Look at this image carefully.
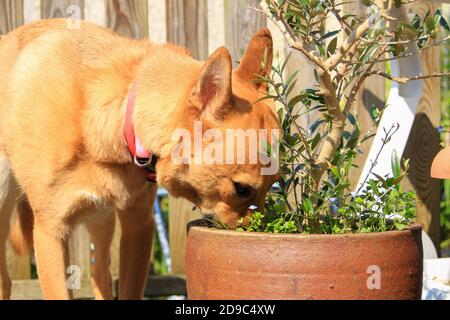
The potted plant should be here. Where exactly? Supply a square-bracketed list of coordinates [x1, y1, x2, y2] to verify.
[185, 0, 449, 300]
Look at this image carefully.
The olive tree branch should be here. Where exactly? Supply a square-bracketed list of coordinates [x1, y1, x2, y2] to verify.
[343, 44, 390, 114]
[367, 71, 450, 83]
[260, 1, 327, 71]
[345, 36, 450, 65]
[310, 70, 347, 190]
[325, 19, 371, 71]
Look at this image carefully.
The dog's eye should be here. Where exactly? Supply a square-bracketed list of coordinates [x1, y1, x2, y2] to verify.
[233, 182, 253, 198]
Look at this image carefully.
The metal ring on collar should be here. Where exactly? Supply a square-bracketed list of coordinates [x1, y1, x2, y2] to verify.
[134, 155, 152, 168]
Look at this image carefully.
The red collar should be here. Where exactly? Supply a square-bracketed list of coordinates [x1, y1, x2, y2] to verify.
[124, 81, 157, 183]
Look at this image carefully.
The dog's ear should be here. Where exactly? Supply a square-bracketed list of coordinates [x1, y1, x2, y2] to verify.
[191, 47, 232, 120]
[235, 28, 273, 91]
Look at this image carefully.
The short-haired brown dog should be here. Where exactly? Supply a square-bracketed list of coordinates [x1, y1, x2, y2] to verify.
[0, 19, 278, 300]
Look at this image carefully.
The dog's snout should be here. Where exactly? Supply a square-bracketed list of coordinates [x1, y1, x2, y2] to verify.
[202, 213, 216, 221]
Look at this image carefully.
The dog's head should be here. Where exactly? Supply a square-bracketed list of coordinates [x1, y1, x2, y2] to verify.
[157, 29, 280, 228]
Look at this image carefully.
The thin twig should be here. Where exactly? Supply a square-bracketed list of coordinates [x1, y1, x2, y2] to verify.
[368, 71, 450, 83]
[355, 123, 400, 195]
[322, 0, 352, 35]
[344, 36, 450, 65]
[360, 35, 449, 46]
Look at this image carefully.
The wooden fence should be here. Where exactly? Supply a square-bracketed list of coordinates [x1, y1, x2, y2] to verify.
[0, 0, 445, 299]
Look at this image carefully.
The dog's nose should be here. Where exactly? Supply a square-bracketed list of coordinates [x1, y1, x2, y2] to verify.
[203, 213, 215, 220]
[186, 219, 210, 233]
[186, 213, 219, 233]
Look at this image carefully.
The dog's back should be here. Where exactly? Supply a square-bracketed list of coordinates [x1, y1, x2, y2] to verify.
[0, 20, 150, 192]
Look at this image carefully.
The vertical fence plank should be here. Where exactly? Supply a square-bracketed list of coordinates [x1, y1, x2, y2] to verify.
[166, 0, 208, 275]
[68, 225, 93, 298]
[207, 0, 224, 54]
[24, 0, 40, 24]
[6, 209, 31, 281]
[0, 0, 24, 34]
[166, 0, 208, 60]
[0, 0, 31, 282]
[41, 0, 84, 19]
[85, 0, 106, 26]
[106, 0, 148, 39]
[402, 1, 441, 251]
[168, 198, 201, 275]
[148, 0, 166, 43]
[225, 0, 266, 67]
[108, 220, 121, 283]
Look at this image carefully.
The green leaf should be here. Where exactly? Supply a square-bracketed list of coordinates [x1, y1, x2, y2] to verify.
[309, 119, 324, 133]
[281, 53, 292, 74]
[310, 0, 319, 8]
[321, 30, 340, 41]
[394, 221, 407, 230]
[347, 113, 357, 126]
[303, 198, 314, 214]
[372, 173, 387, 184]
[424, 16, 436, 33]
[370, 105, 381, 121]
[392, 173, 406, 185]
[250, 95, 276, 106]
[316, 43, 326, 57]
[327, 37, 338, 57]
[330, 166, 340, 178]
[391, 150, 401, 178]
[343, 131, 352, 140]
[368, 180, 379, 194]
[288, 94, 305, 109]
[285, 70, 299, 88]
[411, 14, 421, 30]
[311, 133, 321, 150]
[313, 68, 320, 83]
[360, 133, 376, 144]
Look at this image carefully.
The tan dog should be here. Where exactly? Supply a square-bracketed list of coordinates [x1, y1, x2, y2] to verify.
[0, 19, 278, 300]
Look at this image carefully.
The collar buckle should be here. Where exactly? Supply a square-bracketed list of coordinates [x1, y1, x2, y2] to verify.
[133, 155, 152, 168]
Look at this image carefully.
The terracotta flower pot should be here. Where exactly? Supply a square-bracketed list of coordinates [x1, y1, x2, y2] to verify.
[431, 146, 450, 179]
[185, 225, 423, 300]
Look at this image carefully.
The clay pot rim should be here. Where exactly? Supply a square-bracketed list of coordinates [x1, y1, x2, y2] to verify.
[188, 223, 422, 240]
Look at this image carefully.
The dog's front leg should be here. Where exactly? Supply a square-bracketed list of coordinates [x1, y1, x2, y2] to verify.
[85, 211, 115, 300]
[117, 185, 156, 300]
[33, 219, 72, 300]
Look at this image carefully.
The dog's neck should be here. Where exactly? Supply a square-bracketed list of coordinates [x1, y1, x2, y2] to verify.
[81, 45, 201, 166]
